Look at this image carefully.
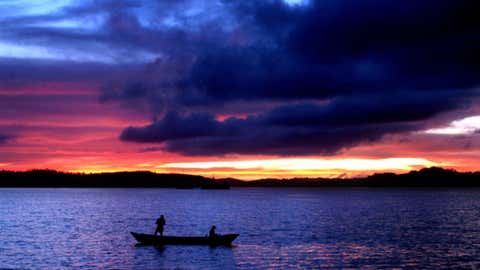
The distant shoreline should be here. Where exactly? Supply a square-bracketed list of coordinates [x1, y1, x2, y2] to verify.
[0, 167, 479, 188]
[0, 167, 480, 189]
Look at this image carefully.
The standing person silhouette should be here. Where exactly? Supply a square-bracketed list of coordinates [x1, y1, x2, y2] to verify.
[155, 215, 166, 236]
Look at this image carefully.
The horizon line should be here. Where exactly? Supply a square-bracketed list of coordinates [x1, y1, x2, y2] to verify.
[1, 166, 476, 181]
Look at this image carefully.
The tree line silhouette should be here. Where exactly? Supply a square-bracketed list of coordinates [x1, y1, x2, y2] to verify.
[0, 167, 478, 188]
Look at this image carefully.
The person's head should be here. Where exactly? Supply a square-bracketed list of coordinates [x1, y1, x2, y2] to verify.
[212, 225, 216, 229]
[160, 215, 164, 218]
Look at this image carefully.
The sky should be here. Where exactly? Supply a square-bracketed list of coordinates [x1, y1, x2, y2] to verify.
[0, 0, 479, 179]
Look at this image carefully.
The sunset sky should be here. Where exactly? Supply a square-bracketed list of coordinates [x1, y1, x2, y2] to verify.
[0, 0, 479, 179]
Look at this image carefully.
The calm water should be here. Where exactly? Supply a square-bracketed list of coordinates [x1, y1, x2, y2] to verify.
[1, 188, 480, 269]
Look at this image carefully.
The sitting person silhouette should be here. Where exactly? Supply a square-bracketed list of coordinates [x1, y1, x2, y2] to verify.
[209, 225, 217, 238]
[155, 215, 166, 236]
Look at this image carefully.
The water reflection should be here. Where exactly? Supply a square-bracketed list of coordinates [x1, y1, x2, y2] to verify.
[133, 245, 238, 270]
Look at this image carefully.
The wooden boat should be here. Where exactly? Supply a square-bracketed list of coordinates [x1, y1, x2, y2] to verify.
[131, 232, 239, 246]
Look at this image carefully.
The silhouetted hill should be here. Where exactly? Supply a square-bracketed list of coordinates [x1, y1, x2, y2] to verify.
[0, 170, 212, 188]
[0, 167, 479, 187]
[224, 167, 480, 187]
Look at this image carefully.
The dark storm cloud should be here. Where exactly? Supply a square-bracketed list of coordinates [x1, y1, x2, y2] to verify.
[121, 107, 419, 156]
[119, 0, 480, 155]
[160, 122, 416, 156]
[121, 89, 472, 155]
[288, 1, 480, 63]
[181, 46, 354, 103]
[264, 91, 474, 126]
[183, 0, 480, 102]
[121, 111, 219, 142]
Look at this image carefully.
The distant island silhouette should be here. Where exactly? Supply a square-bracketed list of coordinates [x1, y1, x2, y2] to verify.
[0, 167, 479, 188]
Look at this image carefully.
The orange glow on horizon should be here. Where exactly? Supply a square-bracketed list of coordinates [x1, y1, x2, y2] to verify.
[0, 156, 447, 180]
[155, 157, 439, 179]
[160, 158, 437, 171]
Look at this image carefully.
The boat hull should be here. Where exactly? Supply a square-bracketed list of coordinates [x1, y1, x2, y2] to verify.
[131, 232, 239, 246]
